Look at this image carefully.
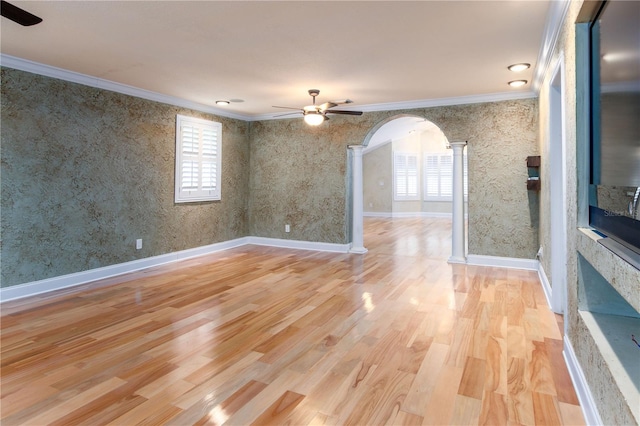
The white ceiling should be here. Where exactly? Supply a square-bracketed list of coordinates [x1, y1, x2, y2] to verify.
[1, 1, 556, 120]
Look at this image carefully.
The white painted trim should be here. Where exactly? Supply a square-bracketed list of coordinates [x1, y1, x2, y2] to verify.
[532, 0, 571, 91]
[1, 54, 537, 123]
[0, 54, 248, 121]
[0, 237, 250, 303]
[450, 142, 467, 264]
[348, 145, 367, 254]
[548, 53, 568, 315]
[364, 211, 394, 218]
[0, 236, 351, 303]
[466, 255, 538, 271]
[349, 247, 368, 254]
[563, 337, 603, 426]
[537, 262, 554, 309]
[246, 237, 351, 253]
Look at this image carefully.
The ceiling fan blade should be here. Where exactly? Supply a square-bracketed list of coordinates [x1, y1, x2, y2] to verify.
[319, 99, 354, 111]
[325, 110, 363, 116]
[272, 105, 303, 111]
[318, 102, 338, 111]
[329, 99, 353, 105]
[1, 1, 42, 26]
[274, 112, 302, 117]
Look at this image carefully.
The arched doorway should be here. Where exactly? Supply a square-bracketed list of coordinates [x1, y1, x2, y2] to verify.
[348, 115, 467, 260]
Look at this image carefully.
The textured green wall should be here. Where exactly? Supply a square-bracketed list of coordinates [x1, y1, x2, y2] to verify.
[250, 100, 539, 257]
[363, 144, 393, 213]
[1, 68, 250, 287]
[248, 118, 354, 243]
[2, 66, 539, 288]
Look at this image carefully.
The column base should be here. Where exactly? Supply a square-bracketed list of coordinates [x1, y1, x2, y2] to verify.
[448, 256, 467, 264]
[349, 247, 368, 254]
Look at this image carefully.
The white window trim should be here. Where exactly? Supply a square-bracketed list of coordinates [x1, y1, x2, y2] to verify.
[393, 151, 420, 201]
[175, 115, 222, 203]
[423, 152, 468, 201]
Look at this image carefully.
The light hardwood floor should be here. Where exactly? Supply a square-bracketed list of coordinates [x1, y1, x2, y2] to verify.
[1, 217, 585, 425]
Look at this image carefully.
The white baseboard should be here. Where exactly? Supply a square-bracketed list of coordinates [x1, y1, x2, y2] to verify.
[0, 236, 350, 303]
[563, 337, 603, 426]
[364, 211, 393, 218]
[246, 237, 351, 253]
[537, 263, 554, 309]
[465, 254, 538, 271]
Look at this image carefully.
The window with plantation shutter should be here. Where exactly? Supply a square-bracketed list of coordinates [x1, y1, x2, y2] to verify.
[175, 115, 222, 203]
[394, 152, 420, 200]
[423, 152, 467, 201]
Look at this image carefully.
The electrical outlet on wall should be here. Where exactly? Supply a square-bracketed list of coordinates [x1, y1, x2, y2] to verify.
[136, 239, 142, 250]
[285, 224, 290, 233]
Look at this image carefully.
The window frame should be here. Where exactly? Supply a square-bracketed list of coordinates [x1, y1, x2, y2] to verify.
[175, 115, 222, 203]
[423, 151, 468, 201]
[393, 151, 420, 201]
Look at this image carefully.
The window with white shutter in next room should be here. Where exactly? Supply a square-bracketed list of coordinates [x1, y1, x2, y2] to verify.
[423, 152, 467, 201]
[394, 152, 419, 200]
[175, 115, 222, 203]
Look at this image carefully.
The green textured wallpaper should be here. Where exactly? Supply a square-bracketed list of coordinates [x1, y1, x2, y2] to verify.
[2, 66, 538, 288]
[250, 100, 539, 258]
[1, 68, 250, 287]
[363, 144, 393, 213]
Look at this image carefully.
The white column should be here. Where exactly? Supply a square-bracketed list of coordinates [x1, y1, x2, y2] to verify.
[349, 145, 368, 254]
[448, 141, 467, 264]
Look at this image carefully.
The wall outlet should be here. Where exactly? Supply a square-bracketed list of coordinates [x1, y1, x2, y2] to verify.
[136, 239, 142, 250]
[285, 224, 290, 233]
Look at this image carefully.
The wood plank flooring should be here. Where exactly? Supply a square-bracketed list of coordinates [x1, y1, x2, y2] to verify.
[1, 217, 585, 425]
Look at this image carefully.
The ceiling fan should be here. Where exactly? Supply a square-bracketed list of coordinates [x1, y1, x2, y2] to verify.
[273, 89, 363, 126]
[1, 0, 42, 26]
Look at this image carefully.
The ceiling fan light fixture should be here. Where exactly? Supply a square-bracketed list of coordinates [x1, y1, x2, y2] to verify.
[508, 80, 528, 88]
[304, 112, 325, 126]
[508, 63, 530, 72]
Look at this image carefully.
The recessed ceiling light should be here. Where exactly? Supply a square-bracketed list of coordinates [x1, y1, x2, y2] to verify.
[508, 80, 528, 88]
[216, 100, 230, 106]
[508, 63, 530, 72]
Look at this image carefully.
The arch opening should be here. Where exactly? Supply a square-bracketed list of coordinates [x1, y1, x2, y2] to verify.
[348, 114, 467, 259]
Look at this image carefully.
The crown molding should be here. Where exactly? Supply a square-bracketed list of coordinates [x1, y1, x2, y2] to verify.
[532, 0, 571, 92]
[0, 54, 249, 121]
[2, 53, 537, 123]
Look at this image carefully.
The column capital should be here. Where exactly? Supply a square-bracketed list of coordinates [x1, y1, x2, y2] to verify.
[348, 144, 365, 153]
[449, 141, 468, 148]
